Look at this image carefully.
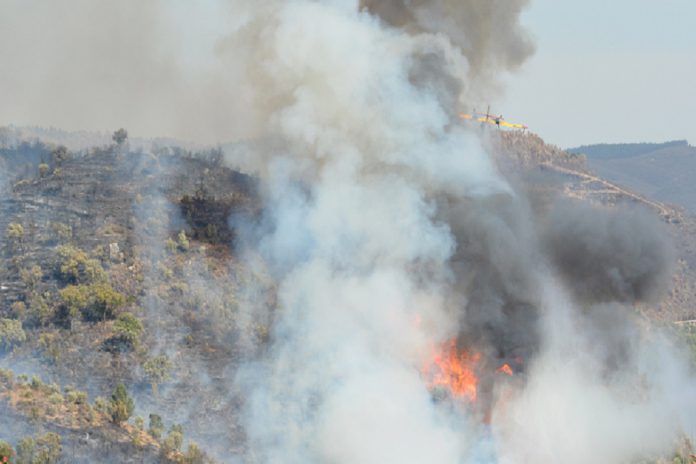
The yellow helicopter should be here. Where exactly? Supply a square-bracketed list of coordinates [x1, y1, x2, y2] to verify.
[459, 106, 528, 130]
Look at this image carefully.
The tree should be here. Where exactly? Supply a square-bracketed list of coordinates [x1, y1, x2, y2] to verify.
[11, 301, 26, 320]
[148, 414, 164, 439]
[112, 312, 143, 349]
[35, 432, 61, 464]
[55, 245, 106, 284]
[183, 442, 213, 464]
[143, 355, 172, 397]
[6, 222, 24, 248]
[38, 163, 49, 178]
[162, 428, 183, 454]
[112, 128, 128, 146]
[177, 230, 190, 252]
[16, 433, 61, 464]
[50, 145, 68, 166]
[59, 285, 90, 321]
[16, 437, 35, 464]
[90, 283, 126, 321]
[0, 440, 13, 462]
[20, 265, 43, 290]
[0, 318, 26, 351]
[27, 293, 51, 327]
[109, 383, 134, 424]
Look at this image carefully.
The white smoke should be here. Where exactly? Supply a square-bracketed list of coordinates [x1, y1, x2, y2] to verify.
[227, 2, 696, 464]
[493, 280, 696, 463]
[2, 1, 694, 462]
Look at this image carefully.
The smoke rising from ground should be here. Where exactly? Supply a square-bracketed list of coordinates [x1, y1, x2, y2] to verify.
[1, 1, 694, 463]
[219, 2, 694, 464]
[543, 200, 674, 305]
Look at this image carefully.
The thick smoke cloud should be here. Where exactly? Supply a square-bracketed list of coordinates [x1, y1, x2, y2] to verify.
[0, 0, 532, 143]
[360, 0, 535, 91]
[2, 1, 694, 463]
[441, 193, 542, 363]
[543, 200, 674, 305]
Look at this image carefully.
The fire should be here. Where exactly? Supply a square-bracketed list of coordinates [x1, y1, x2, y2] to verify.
[423, 340, 481, 402]
[497, 363, 513, 376]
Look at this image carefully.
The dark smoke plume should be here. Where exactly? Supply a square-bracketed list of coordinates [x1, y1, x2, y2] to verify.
[360, 0, 535, 80]
[543, 200, 674, 305]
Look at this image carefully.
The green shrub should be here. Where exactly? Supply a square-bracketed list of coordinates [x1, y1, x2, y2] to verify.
[30, 375, 43, 390]
[50, 223, 72, 242]
[38, 163, 50, 178]
[59, 283, 126, 322]
[109, 384, 134, 424]
[148, 414, 164, 439]
[162, 430, 183, 454]
[11, 301, 27, 320]
[182, 442, 214, 464]
[93, 396, 108, 413]
[143, 355, 172, 397]
[55, 245, 106, 284]
[66, 389, 87, 405]
[177, 230, 190, 252]
[113, 312, 143, 349]
[0, 440, 13, 462]
[20, 265, 43, 289]
[6, 222, 24, 244]
[0, 318, 26, 350]
[27, 293, 51, 326]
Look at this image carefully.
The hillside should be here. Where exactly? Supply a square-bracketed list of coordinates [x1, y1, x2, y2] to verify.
[567, 140, 696, 215]
[0, 127, 694, 462]
[496, 131, 696, 322]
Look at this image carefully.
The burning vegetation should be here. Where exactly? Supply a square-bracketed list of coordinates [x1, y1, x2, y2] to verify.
[0, 1, 696, 463]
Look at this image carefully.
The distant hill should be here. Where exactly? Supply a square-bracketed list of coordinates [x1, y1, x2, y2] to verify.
[567, 140, 696, 215]
[567, 140, 690, 160]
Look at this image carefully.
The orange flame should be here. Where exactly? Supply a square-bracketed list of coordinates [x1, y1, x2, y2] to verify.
[497, 363, 513, 376]
[423, 340, 481, 402]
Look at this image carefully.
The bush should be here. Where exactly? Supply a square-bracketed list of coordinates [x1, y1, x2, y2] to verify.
[183, 442, 214, 464]
[38, 163, 49, 178]
[0, 440, 13, 462]
[50, 146, 68, 166]
[109, 384, 134, 424]
[16, 437, 35, 464]
[50, 222, 72, 242]
[112, 128, 128, 146]
[177, 230, 190, 252]
[112, 312, 143, 349]
[20, 265, 43, 289]
[90, 283, 126, 321]
[148, 414, 164, 439]
[143, 355, 172, 397]
[11, 301, 26, 320]
[27, 293, 51, 326]
[59, 283, 126, 322]
[0, 318, 26, 351]
[6, 222, 24, 245]
[55, 245, 106, 284]
[35, 432, 61, 463]
[66, 389, 87, 405]
[59, 285, 91, 320]
[93, 396, 108, 413]
[162, 430, 183, 454]
[134, 415, 144, 430]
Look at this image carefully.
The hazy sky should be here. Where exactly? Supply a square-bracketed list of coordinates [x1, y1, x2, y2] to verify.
[500, 0, 696, 148]
[1, 1, 693, 148]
